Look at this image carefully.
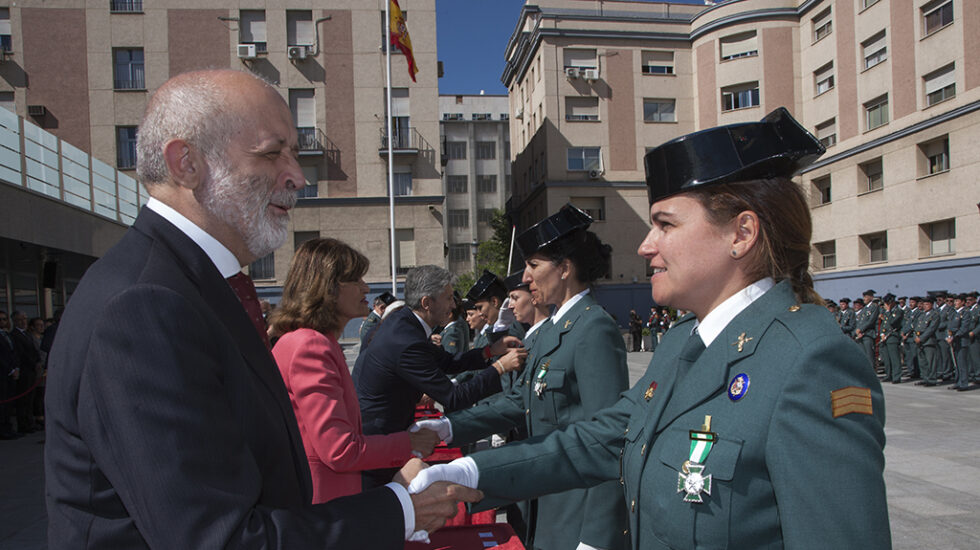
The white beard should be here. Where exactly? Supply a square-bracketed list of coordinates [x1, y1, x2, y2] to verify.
[199, 159, 296, 259]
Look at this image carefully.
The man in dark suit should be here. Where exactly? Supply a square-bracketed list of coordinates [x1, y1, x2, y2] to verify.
[356, 265, 525, 488]
[0, 310, 21, 439]
[10, 310, 40, 433]
[44, 69, 479, 550]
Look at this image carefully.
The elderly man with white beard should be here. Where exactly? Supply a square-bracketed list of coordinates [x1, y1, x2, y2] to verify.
[44, 69, 481, 550]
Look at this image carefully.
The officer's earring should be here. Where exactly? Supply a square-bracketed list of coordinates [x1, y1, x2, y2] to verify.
[731, 250, 738, 257]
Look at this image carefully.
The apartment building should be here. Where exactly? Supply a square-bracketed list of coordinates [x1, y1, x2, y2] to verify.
[503, 0, 979, 311]
[439, 94, 511, 275]
[0, 0, 444, 297]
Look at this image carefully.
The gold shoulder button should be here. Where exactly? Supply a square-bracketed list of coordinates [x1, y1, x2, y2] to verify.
[789, 305, 801, 312]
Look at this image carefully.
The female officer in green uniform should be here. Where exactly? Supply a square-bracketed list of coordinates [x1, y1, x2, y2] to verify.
[408, 108, 890, 549]
[415, 205, 630, 550]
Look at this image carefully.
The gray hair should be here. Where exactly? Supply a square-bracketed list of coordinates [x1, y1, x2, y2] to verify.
[405, 265, 454, 310]
[135, 70, 268, 187]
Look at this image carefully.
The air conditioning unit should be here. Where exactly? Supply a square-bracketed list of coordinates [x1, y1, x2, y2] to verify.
[588, 168, 603, 179]
[582, 69, 599, 81]
[287, 45, 307, 60]
[565, 67, 581, 79]
[27, 105, 46, 117]
[514, 108, 524, 120]
[237, 43, 257, 60]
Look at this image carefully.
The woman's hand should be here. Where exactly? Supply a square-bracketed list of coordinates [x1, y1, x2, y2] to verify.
[409, 428, 441, 458]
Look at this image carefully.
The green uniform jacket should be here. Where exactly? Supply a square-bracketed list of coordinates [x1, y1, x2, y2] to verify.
[901, 307, 921, 337]
[915, 309, 940, 346]
[358, 311, 381, 347]
[882, 307, 903, 342]
[839, 308, 855, 336]
[472, 328, 490, 351]
[441, 318, 471, 355]
[471, 281, 890, 550]
[452, 293, 630, 550]
[856, 304, 879, 338]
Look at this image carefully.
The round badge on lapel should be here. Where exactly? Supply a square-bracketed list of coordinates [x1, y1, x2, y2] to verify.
[728, 373, 750, 401]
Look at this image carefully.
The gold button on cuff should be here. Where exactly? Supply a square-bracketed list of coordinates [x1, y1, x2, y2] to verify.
[623, 529, 629, 535]
[640, 443, 646, 455]
[630, 500, 636, 512]
[525, 408, 530, 415]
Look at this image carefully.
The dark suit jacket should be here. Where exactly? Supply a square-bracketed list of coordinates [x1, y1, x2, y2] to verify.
[356, 307, 501, 437]
[45, 207, 404, 549]
[11, 327, 39, 386]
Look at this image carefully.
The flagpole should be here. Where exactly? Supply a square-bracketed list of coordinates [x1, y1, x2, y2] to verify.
[385, 0, 397, 295]
[507, 225, 516, 274]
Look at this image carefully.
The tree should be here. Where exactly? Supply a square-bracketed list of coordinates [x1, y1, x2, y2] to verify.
[453, 209, 516, 294]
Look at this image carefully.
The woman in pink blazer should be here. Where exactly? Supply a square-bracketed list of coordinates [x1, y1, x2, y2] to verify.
[270, 238, 440, 503]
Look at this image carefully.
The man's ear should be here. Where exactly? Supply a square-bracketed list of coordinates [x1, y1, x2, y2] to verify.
[419, 295, 431, 312]
[162, 139, 206, 190]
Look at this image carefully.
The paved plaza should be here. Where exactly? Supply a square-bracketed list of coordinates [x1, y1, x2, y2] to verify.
[3, 350, 979, 549]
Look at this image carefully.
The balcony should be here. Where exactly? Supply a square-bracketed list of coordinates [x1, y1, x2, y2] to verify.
[296, 127, 326, 155]
[379, 126, 423, 156]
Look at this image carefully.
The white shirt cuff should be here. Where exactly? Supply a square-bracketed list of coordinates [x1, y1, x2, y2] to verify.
[385, 482, 415, 539]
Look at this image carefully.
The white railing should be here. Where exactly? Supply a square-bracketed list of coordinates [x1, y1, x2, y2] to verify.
[0, 107, 147, 226]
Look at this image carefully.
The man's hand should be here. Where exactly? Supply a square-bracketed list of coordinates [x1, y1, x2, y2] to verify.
[408, 428, 440, 458]
[430, 333, 442, 345]
[410, 481, 484, 534]
[496, 347, 527, 373]
[489, 335, 522, 357]
[410, 417, 452, 443]
[393, 457, 429, 487]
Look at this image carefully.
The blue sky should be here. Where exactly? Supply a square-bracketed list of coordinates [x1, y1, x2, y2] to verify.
[435, 0, 709, 96]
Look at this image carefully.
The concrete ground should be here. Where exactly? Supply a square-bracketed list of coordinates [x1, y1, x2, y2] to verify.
[3, 350, 979, 549]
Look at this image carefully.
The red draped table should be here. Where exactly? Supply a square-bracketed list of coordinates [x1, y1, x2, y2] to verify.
[405, 523, 525, 550]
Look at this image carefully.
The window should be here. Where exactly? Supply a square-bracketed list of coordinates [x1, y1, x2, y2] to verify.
[565, 97, 599, 121]
[922, 0, 953, 36]
[861, 232, 888, 264]
[641, 50, 674, 75]
[448, 244, 469, 263]
[0, 92, 13, 113]
[471, 113, 491, 121]
[110, 0, 143, 13]
[116, 126, 138, 169]
[113, 48, 145, 89]
[446, 141, 466, 159]
[240, 10, 267, 53]
[475, 141, 496, 160]
[298, 165, 318, 198]
[447, 175, 467, 193]
[500, 113, 510, 120]
[923, 219, 955, 256]
[862, 0, 880, 9]
[287, 10, 314, 47]
[860, 158, 883, 193]
[563, 48, 597, 69]
[865, 95, 888, 130]
[392, 167, 412, 196]
[567, 147, 601, 171]
[643, 99, 676, 122]
[476, 175, 497, 193]
[919, 136, 950, 175]
[570, 197, 605, 221]
[815, 241, 836, 270]
[394, 229, 415, 274]
[448, 209, 469, 228]
[924, 64, 955, 106]
[294, 231, 319, 250]
[814, 62, 835, 96]
[443, 113, 463, 121]
[812, 176, 831, 205]
[721, 82, 760, 111]
[720, 31, 758, 61]
[289, 89, 316, 149]
[249, 253, 275, 280]
[477, 209, 494, 224]
[0, 8, 9, 53]
[862, 31, 887, 70]
[815, 118, 836, 148]
[812, 8, 832, 42]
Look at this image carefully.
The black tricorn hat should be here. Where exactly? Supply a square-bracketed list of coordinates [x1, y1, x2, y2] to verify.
[376, 291, 397, 306]
[504, 271, 529, 292]
[863, 289, 876, 296]
[643, 107, 825, 205]
[883, 293, 896, 303]
[839, 297, 851, 303]
[897, 296, 907, 300]
[853, 298, 865, 305]
[919, 295, 934, 303]
[517, 203, 593, 257]
[461, 298, 478, 311]
[466, 270, 507, 302]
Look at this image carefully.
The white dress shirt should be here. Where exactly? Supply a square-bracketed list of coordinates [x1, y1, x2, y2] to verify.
[693, 278, 776, 347]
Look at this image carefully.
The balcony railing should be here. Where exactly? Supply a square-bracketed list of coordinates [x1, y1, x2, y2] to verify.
[110, 0, 143, 13]
[379, 126, 422, 152]
[296, 127, 326, 153]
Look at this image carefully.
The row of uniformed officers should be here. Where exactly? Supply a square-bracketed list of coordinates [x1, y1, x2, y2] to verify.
[403, 108, 891, 550]
[830, 292, 980, 389]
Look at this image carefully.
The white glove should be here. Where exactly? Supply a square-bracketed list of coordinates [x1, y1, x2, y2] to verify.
[409, 417, 453, 444]
[406, 456, 479, 494]
[575, 543, 606, 550]
[493, 298, 516, 332]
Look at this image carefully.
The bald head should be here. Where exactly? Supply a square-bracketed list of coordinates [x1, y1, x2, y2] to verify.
[136, 70, 282, 187]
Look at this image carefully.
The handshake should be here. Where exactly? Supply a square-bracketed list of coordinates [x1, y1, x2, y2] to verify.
[395, 417, 482, 541]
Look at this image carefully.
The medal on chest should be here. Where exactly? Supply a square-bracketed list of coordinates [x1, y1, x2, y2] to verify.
[677, 415, 716, 504]
[534, 360, 550, 397]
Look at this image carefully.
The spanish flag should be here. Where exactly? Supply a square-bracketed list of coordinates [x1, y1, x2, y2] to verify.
[389, 0, 419, 82]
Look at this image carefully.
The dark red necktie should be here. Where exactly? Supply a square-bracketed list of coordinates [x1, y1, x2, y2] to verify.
[227, 272, 271, 349]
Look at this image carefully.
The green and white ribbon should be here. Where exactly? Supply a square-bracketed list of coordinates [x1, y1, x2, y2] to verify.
[689, 431, 714, 464]
[677, 431, 715, 503]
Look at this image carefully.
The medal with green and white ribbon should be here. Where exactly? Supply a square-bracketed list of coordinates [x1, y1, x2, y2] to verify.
[677, 416, 715, 503]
